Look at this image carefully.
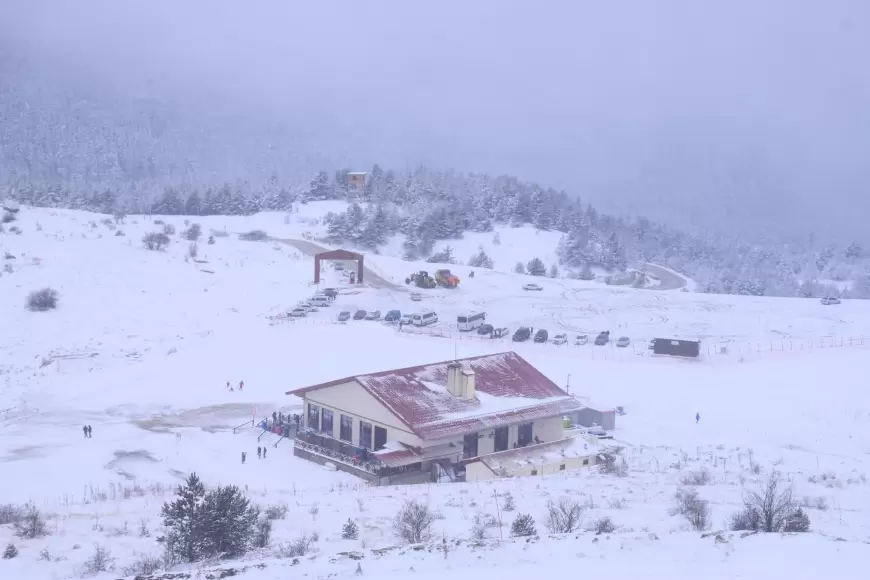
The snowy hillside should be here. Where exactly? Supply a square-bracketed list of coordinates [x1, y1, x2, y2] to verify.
[2, 205, 870, 579]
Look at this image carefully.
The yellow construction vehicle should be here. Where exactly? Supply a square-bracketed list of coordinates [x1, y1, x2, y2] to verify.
[406, 270, 437, 289]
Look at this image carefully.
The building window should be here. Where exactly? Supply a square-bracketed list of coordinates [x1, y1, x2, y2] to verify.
[531, 469, 538, 476]
[321, 408, 334, 436]
[494, 426, 509, 452]
[339, 414, 353, 442]
[583, 459, 589, 466]
[463, 433, 479, 458]
[559, 464, 566, 471]
[307, 403, 320, 431]
[359, 420, 373, 450]
[518, 422, 533, 447]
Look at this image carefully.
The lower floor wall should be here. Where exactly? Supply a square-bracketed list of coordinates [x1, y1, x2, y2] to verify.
[465, 453, 598, 482]
[293, 445, 377, 483]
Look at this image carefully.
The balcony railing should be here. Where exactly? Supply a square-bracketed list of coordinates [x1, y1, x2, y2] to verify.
[294, 430, 426, 480]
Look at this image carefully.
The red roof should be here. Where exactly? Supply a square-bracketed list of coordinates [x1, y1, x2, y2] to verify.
[287, 352, 583, 440]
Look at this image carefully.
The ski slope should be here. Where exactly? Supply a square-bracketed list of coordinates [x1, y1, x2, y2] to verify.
[2, 205, 870, 579]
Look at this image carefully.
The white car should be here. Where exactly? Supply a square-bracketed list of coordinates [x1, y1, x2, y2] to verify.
[820, 297, 841, 305]
[522, 283, 543, 291]
[365, 310, 382, 321]
[289, 307, 307, 317]
[410, 292, 423, 301]
[616, 336, 631, 348]
[399, 314, 414, 326]
[552, 333, 568, 345]
[574, 334, 588, 346]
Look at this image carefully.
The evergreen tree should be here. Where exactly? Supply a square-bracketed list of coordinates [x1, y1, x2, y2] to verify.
[307, 171, 330, 200]
[526, 257, 546, 277]
[468, 247, 494, 269]
[578, 263, 595, 280]
[514, 262, 525, 274]
[198, 485, 258, 559]
[341, 518, 359, 540]
[162, 473, 206, 563]
[185, 191, 202, 216]
[510, 514, 537, 537]
[548, 263, 559, 278]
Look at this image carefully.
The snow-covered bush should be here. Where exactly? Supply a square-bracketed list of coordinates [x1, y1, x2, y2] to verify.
[142, 232, 170, 250]
[3, 544, 17, 559]
[341, 518, 359, 540]
[545, 498, 583, 533]
[510, 513, 537, 537]
[393, 500, 436, 544]
[25, 287, 58, 312]
[672, 489, 711, 531]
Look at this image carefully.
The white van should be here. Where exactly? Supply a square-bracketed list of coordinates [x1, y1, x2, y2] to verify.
[411, 311, 438, 327]
[309, 296, 331, 307]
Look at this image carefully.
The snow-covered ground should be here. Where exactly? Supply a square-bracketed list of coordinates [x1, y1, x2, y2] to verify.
[2, 206, 870, 579]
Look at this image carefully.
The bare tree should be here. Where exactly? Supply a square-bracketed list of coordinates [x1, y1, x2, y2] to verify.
[672, 489, 711, 531]
[393, 500, 436, 544]
[545, 498, 583, 533]
[731, 472, 806, 533]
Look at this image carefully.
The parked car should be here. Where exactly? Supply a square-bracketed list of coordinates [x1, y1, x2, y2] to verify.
[575, 334, 588, 345]
[322, 288, 338, 299]
[534, 329, 549, 343]
[337, 310, 351, 322]
[410, 292, 423, 301]
[552, 333, 568, 345]
[309, 296, 331, 307]
[411, 311, 439, 326]
[594, 331, 610, 346]
[492, 327, 510, 338]
[477, 323, 494, 336]
[512, 327, 532, 342]
[821, 297, 841, 305]
[353, 309, 367, 320]
[365, 310, 382, 321]
[384, 310, 401, 323]
[290, 307, 307, 317]
[334, 263, 344, 271]
[297, 302, 317, 312]
[523, 282, 543, 291]
[616, 336, 631, 348]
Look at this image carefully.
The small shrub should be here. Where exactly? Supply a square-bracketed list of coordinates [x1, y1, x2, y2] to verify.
[672, 489, 711, 531]
[208, 235, 215, 245]
[502, 493, 516, 512]
[14, 503, 47, 538]
[513, 262, 525, 274]
[239, 229, 268, 241]
[608, 497, 628, 510]
[253, 518, 272, 548]
[591, 517, 616, 535]
[120, 553, 162, 576]
[599, 454, 628, 477]
[83, 544, 115, 574]
[138, 518, 150, 537]
[784, 507, 811, 532]
[470, 512, 498, 541]
[38, 547, 51, 561]
[730, 472, 807, 533]
[545, 498, 583, 533]
[510, 513, 537, 537]
[277, 534, 315, 557]
[154, 219, 165, 225]
[309, 503, 320, 519]
[3, 544, 17, 559]
[730, 506, 761, 532]
[26, 288, 59, 312]
[10, 225, 22, 234]
[1, 211, 15, 223]
[162, 223, 176, 235]
[341, 518, 359, 540]
[681, 468, 712, 486]
[142, 232, 170, 250]
[393, 500, 436, 544]
[115, 230, 125, 236]
[264, 503, 288, 520]
[184, 223, 202, 241]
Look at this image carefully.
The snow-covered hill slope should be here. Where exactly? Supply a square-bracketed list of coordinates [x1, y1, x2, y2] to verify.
[2, 205, 870, 579]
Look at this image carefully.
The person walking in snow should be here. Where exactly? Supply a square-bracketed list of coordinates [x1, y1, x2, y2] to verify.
[239, 380, 244, 391]
[272, 411, 277, 424]
[226, 381, 231, 391]
[83, 425, 88, 438]
[263, 447, 267, 459]
[87, 425, 92, 438]
[257, 446, 262, 459]
[695, 412, 700, 424]
[242, 451, 246, 464]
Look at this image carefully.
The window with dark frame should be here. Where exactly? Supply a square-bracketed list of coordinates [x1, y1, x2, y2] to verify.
[321, 408, 334, 436]
[583, 459, 589, 466]
[518, 422, 533, 447]
[359, 420, 373, 450]
[463, 433, 479, 458]
[307, 403, 320, 431]
[339, 414, 353, 442]
[494, 426, 509, 452]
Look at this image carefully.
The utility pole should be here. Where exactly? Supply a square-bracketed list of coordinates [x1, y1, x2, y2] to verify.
[566, 373, 571, 395]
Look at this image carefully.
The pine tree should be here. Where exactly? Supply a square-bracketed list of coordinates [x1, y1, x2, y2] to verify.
[510, 514, 537, 537]
[341, 518, 359, 540]
[162, 473, 206, 563]
[198, 485, 258, 559]
[548, 263, 559, 278]
[526, 257, 546, 277]
[578, 263, 594, 280]
[427, 245, 455, 264]
[2, 544, 17, 559]
[514, 262, 525, 274]
[467, 247, 494, 269]
[307, 171, 330, 200]
[185, 191, 202, 216]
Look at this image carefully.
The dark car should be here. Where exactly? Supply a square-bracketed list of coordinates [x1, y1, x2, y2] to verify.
[337, 310, 351, 322]
[534, 329, 548, 343]
[594, 330, 610, 346]
[353, 309, 367, 320]
[512, 327, 531, 342]
[492, 327, 509, 338]
[322, 288, 338, 299]
[477, 323, 494, 336]
[384, 309, 401, 323]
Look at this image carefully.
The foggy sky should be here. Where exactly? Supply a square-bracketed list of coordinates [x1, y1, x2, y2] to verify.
[2, 0, 869, 241]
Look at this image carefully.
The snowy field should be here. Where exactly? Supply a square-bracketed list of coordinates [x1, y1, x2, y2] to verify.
[2, 205, 870, 579]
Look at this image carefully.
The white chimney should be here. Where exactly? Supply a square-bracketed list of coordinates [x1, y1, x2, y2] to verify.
[446, 362, 463, 397]
[461, 369, 476, 400]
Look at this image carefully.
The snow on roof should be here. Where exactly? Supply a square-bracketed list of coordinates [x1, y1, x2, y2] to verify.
[287, 352, 584, 440]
